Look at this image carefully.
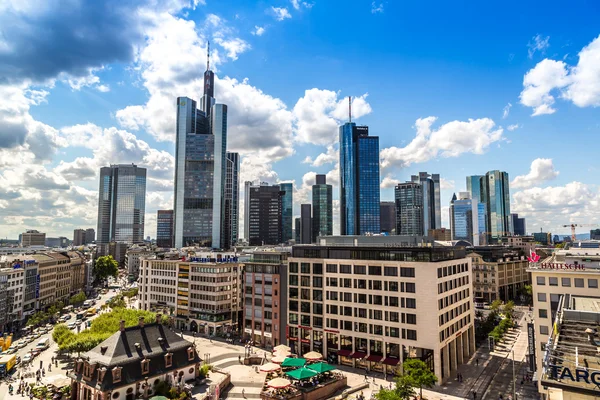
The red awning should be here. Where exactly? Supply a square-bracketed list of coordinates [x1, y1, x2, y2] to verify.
[350, 351, 367, 359]
[382, 357, 400, 366]
[336, 349, 352, 357]
[366, 355, 383, 362]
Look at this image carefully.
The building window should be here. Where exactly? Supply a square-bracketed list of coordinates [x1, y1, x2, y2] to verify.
[406, 330, 417, 340]
[574, 278, 584, 288]
[141, 359, 150, 375]
[368, 266, 382, 276]
[340, 265, 351, 274]
[589, 279, 598, 289]
[405, 283, 416, 293]
[164, 353, 173, 368]
[301, 263, 310, 274]
[187, 347, 195, 361]
[536, 276, 545, 285]
[405, 298, 416, 309]
[354, 265, 366, 275]
[289, 263, 298, 273]
[384, 267, 397, 277]
[538, 309, 548, 318]
[540, 326, 549, 335]
[561, 277, 571, 287]
[537, 293, 546, 302]
[326, 264, 337, 273]
[549, 277, 558, 286]
[406, 314, 417, 325]
[400, 267, 415, 278]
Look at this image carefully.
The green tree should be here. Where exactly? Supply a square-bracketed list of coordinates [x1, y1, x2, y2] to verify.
[490, 299, 503, 314]
[403, 358, 437, 400]
[70, 291, 87, 305]
[503, 300, 515, 319]
[93, 255, 118, 285]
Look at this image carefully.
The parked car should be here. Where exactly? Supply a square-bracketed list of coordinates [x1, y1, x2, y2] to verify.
[75, 320, 82, 326]
[64, 314, 72, 320]
[67, 322, 77, 329]
[22, 354, 32, 364]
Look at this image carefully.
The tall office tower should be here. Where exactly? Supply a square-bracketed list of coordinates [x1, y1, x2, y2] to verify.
[73, 229, 86, 246]
[481, 170, 512, 240]
[156, 210, 174, 248]
[477, 203, 487, 245]
[379, 201, 396, 234]
[339, 119, 380, 235]
[410, 172, 441, 235]
[300, 204, 313, 244]
[466, 175, 484, 202]
[312, 175, 332, 241]
[223, 152, 240, 248]
[97, 164, 147, 245]
[85, 228, 95, 244]
[394, 182, 424, 236]
[294, 218, 301, 243]
[591, 229, 600, 240]
[511, 213, 526, 236]
[21, 230, 45, 246]
[173, 43, 228, 248]
[244, 181, 253, 241]
[449, 192, 482, 245]
[248, 185, 283, 246]
[279, 182, 294, 243]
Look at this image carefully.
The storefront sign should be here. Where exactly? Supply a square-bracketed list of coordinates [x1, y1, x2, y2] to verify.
[527, 323, 536, 372]
[324, 329, 339, 334]
[299, 326, 312, 331]
[539, 263, 584, 270]
[549, 365, 600, 385]
[264, 332, 272, 338]
[244, 328, 252, 334]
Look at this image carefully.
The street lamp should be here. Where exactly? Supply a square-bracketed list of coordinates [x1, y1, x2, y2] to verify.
[512, 349, 516, 400]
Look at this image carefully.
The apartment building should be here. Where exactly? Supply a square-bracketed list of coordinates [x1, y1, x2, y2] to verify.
[243, 251, 288, 349]
[68, 251, 86, 295]
[139, 253, 242, 336]
[468, 246, 529, 303]
[125, 245, 154, 280]
[287, 240, 475, 384]
[501, 235, 536, 255]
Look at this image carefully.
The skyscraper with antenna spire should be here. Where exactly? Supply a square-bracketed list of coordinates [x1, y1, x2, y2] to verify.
[173, 41, 232, 249]
[339, 97, 380, 235]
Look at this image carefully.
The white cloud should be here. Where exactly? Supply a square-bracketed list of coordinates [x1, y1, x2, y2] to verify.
[304, 146, 338, 167]
[96, 84, 110, 92]
[502, 102, 512, 119]
[252, 25, 265, 36]
[271, 7, 292, 21]
[520, 35, 600, 116]
[528, 34, 550, 59]
[440, 178, 455, 190]
[380, 175, 397, 189]
[213, 37, 250, 60]
[291, 0, 300, 10]
[507, 124, 520, 131]
[380, 116, 503, 170]
[371, 2, 384, 13]
[511, 158, 559, 189]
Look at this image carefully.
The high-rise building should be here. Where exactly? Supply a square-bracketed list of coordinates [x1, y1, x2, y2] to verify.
[97, 164, 147, 245]
[300, 204, 312, 244]
[450, 193, 477, 245]
[379, 201, 396, 234]
[466, 175, 484, 202]
[394, 182, 423, 236]
[591, 229, 600, 240]
[85, 228, 95, 244]
[156, 210, 174, 248]
[21, 230, 45, 247]
[248, 185, 283, 246]
[312, 175, 332, 241]
[244, 181, 253, 241]
[294, 218, 301, 243]
[411, 172, 441, 235]
[481, 170, 512, 240]
[511, 213, 526, 236]
[339, 122, 380, 235]
[223, 152, 240, 248]
[173, 44, 228, 249]
[279, 182, 294, 243]
[73, 229, 86, 246]
[428, 228, 452, 241]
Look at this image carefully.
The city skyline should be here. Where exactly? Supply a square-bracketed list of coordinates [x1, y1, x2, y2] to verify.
[1, 1, 599, 239]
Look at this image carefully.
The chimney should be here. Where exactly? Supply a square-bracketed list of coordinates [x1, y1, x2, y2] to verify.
[139, 317, 145, 328]
[119, 320, 125, 332]
[156, 313, 162, 325]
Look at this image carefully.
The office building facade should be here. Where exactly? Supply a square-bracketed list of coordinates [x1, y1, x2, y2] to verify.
[223, 152, 240, 248]
[287, 243, 475, 383]
[466, 175, 483, 203]
[394, 182, 423, 236]
[481, 170, 512, 240]
[85, 229, 95, 244]
[300, 204, 312, 244]
[511, 213, 526, 236]
[156, 210, 174, 248]
[339, 123, 380, 235]
[244, 181, 252, 242]
[73, 229, 86, 246]
[248, 185, 283, 246]
[312, 175, 333, 241]
[279, 183, 294, 243]
[294, 218, 300, 244]
[97, 164, 147, 245]
[21, 230, 45, 247]
[380, 201, 396, 234]
[411, 172, 441, 235]
[450, 192, 484, 245]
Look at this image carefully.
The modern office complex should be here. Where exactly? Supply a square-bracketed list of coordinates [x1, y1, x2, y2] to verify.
[73, 229, 86, 246]
[279, 182, 294, 243]
[339, 122, 380, 235]
[97, 164, 147, 245]
[244, 180, 252, 242]
[466, 175, 483, 202]
[379, 201, 396, 234]
[21, 230, 45, 247]
[428, 228, 452, 241]
[300, 204, 312, 244]
[450, 192, 485, 245]
[286, 238, 475, 383]
[394, 182, 424, 236]
[411, 172, 441, 235]
[511, 213, 526, 236]
[481, 170, 512, 240]
[156, 210, 174, 248]
[224, 152, 240, 248]
[312, 175, 333, 241]
[590, 229, 600, 240]
[294, 218, 300, 244]
[248, 184, 284, 246]
[173, 46, 230, 249]
[85, 228, 95, 244]
[139, 254, 242, 335]
[243, 251, 288, 348]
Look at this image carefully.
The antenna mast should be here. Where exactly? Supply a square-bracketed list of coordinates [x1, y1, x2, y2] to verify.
[206, 40, 210, 71]
[348, 96, 352, 123]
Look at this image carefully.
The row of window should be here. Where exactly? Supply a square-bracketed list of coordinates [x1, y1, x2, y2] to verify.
[439, 301, 470, 326]
[536, 276, 598, 288]
[439, 288, 470, 310]
[439, 314, 471, 343]
[438, 275, 469, 294]
[325, 278, 415, 292]
[437, 264, 469, 278]
[292, 262, 416, 278]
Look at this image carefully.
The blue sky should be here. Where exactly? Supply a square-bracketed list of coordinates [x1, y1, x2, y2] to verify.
[1, 0, 599, 239]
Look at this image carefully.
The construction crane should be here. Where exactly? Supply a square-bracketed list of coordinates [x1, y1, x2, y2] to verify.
[562, 224, 600, 242]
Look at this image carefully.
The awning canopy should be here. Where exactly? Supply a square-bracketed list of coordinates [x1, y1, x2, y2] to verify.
[336, 349, 352, 357]
[382, 357, 400, 366]
[307, 362, 336, 374]
[286, 367, 318, 380]
[350, 351, 367, 359]
[366, 355, 383, 362]
[281, 357, 306, 368]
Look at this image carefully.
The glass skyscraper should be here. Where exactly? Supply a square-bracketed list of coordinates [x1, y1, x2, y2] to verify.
[411, 172, 441, 235]
[481, 170, 512, 240]
[97, 164, 147, 245]
[224, 152, 240, 248]
[394, 182, 423, 236]
[466, 175, 484, 202]
[279, 182, 293, 243]
[450, 192, 485, 245]
[248, 185, 283, 246]
[156, 210, 173, 248]
[339, 123, 380, 235]
[312, 175, 332, 241]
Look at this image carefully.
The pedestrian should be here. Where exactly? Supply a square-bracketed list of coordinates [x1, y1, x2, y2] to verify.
[238, 355, 241, 363]
[472, 391, 477, 400]
[476, 358, 479, 366]
[242, 388, 245, 398]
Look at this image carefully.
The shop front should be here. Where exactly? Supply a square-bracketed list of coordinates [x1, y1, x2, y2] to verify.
[326, 332, 339, 364]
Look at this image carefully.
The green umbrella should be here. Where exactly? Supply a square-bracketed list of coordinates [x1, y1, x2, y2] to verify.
[150, 397, 169, 400]
[281, 357, 306, 368]
[307, 362, 336, 374]
[286, 367, 318, 380]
